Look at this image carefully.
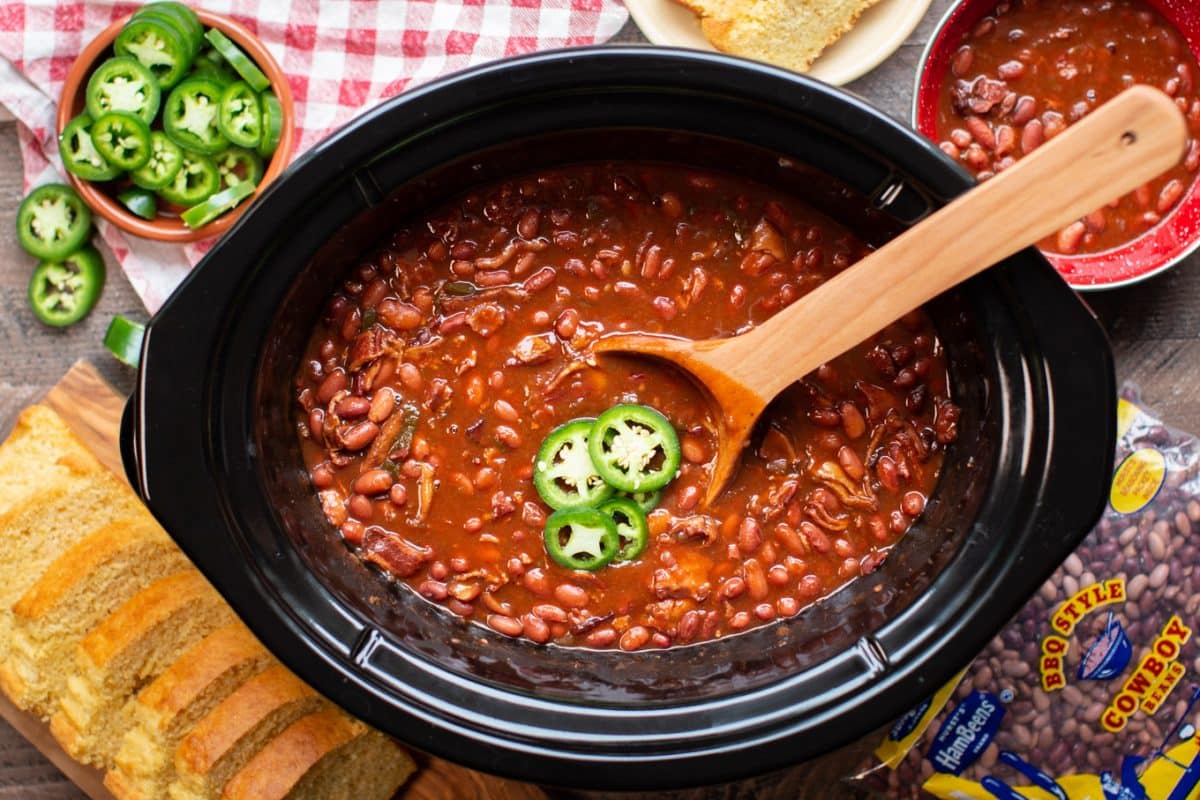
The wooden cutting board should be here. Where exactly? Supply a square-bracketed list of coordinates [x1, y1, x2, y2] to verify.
[29, 360, 548, 800]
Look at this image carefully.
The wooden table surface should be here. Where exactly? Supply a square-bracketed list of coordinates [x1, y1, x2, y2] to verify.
[2, 1, 1198, 796]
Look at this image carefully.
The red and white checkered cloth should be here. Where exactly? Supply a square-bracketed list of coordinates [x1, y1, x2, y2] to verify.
[0, 1, 628, 311]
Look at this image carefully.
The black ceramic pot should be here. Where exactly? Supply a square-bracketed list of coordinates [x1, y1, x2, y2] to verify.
[121, 47, 1116, 790]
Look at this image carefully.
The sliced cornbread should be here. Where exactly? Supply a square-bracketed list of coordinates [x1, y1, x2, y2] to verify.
[673, 0, 882, 73]
[1, 517, 189, 716]
[0, 404, 96, 517]
[0, 469, 144, 650]
[106, 624, 274, 800]
[168, 665, 325, 800]
[221, 707, 416, 800]
[51, 571, 237, 768]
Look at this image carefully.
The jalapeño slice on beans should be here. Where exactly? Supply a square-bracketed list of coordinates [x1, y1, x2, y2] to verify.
[533, 418, 614, 510]
[598, 496, 650, 562]
[131, 131, 184, 190]
[16, 184, 92, 261]
[114, 15, 193, 89]
[85, 57, 161, 125]
[91, 111, 153, 171]
[588, 404, 681, 493]
[104, 314, 146, 368]
[60, 114, 121, 182]
[543, 507, 620, 572]
[620, 489, 662, 513]
[157, 150, 219, 206]
[118, 187, 158, 220]
[257, 90, 282, 158]
[163, 78, 229, 154]
[180, 179, 255, 229]
[204, 28, 271, 92]
[215, 147, 263, 190]
[28, 245, 105, 328]
[217, 82, 262, 148]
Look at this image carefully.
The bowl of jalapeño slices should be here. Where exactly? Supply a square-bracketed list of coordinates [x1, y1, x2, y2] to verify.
[56, 3, 294, 242]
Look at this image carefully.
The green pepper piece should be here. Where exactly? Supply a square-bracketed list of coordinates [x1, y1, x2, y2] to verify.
[135, 2, 204, 47]
[28, 245, 105, 328]
[214, 147, 263, 190]
[257, 90, 282, 158]
[204, 28, 270, 91]
[543, 507, 620, 572]
[130, 131, 184, 190]
[217, 81, 262, 149]
[91, 111, 153, 171]
[132, 4, 203, 59]
[15, 184, 92, 261]
[85, 56, 161, 125]
[533, 418, 614, 510]
[598, 496, 650, 562]
[157, 149, 219, 206]
[189, 47, 237, 85]
[588, 404, 682, 493]
[104, 314, 146, 368]
[180, 179, 255, 229]
[114, 16, 193, 89]
[118, 187, 157, 220]
[163, 77, 229, 154]
[60, 113, 122, 182]
[619, 489, 662, 514]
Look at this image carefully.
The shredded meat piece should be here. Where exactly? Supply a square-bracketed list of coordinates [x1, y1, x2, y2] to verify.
[509, 334, 556, 365]
[804, 500, 849, 532]
[812, 461, 877, 510]
[951, 76, 1010, 116]
[466, 302, 506, 337]
[748, 218, 787, 261]
[667, 514, 720, 544]
[649, 551, 712, 602]
[348, 328, 400, 371]
[490, 491, 516, 518]
[362, 527, 431, 577]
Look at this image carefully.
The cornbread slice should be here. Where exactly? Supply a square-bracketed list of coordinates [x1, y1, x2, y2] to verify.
[1, 516, 189, 717]
[106, 624, 274, 800]
[221, 707, 415, 800]
[51, 571, 237, 768]
[168, 665, 325, 800]
[673, 0, 883, 73]
[0, 469, 144, 650]
[0, 404, 97, 518]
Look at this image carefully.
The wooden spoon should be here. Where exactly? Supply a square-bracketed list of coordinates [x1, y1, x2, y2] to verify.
[590, 86, 1188, 504]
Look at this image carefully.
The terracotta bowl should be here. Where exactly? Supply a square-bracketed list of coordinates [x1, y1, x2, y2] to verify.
[914, 0, 1200, 290]
[57, 8, 294, 243]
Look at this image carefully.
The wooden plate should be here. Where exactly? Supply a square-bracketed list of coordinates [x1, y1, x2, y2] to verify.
[623, 0, 934, 85]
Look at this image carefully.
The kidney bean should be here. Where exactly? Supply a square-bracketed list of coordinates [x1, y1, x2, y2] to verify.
[554, 583, 588, 608]
[1157, 179, 1185, 214]
[352, 469, 393, 497]
[966, 117, 996, 151]
[737, 518, 763, 555]
[1056, 221, 1087, 255]
[340, 520, 364, 546]
[317, 370, 348, 405]
[487, 614, 524, 637]
[585, 627, 618, 648]
[522, 266, 557, 293]
[799, 521, 831, 554]
[964, 144, 990, 171]
[334, 395, 369, 420]
[718, 576, 746, 600]
[1042, 111, 1067, 140]
[901, 491, 926, 517]
[952, 46, 975, 77]
[997, 60, 1025, 80]
[949, 128, 972, 149]
[338, 421, 380, 451]
[839, 402, 867, 439]
[1011, 96, 1037, 125]
[837, 446, 866, 481]
[619, 626, 651, 651]
[495, 426, 522, 449]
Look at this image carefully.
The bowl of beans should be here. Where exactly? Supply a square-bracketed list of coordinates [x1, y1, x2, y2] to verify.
[119, 48, 1116, 788]
[915, 0, 1200, 289]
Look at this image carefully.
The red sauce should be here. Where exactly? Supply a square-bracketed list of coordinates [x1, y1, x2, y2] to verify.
[935, 0, 1200, 255]
[293, 163, 960, 650]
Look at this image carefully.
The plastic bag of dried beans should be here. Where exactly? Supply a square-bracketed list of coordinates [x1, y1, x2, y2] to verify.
[849, 388, 1200, 800]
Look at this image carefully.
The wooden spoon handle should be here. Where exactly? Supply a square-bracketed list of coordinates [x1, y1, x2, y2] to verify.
[716, 86, 1188, 404]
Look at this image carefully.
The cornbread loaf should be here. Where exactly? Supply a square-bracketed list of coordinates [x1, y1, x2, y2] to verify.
[0, 467, 143, 650]
[0, 404, 95, 518]
[222, 707, 416, 800]
[106, 623, 274, 800]
[168, 665, 325, 800]
[51, 570, 237, 767]
[1, 517, 189, 717]
[673, 0, 883, 73]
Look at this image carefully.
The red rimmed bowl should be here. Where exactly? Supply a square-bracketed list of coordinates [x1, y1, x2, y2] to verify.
[914, 0, 1200, 290]
[57, 8, 295, 243]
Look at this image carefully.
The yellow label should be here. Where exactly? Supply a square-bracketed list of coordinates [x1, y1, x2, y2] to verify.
[1116, 397, 1143, 439]
[1110, 447, 1166, 514]
[873, 669, 968, 769]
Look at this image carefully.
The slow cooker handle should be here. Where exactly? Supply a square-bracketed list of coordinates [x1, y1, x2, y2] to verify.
[119, 393, 145, 500]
